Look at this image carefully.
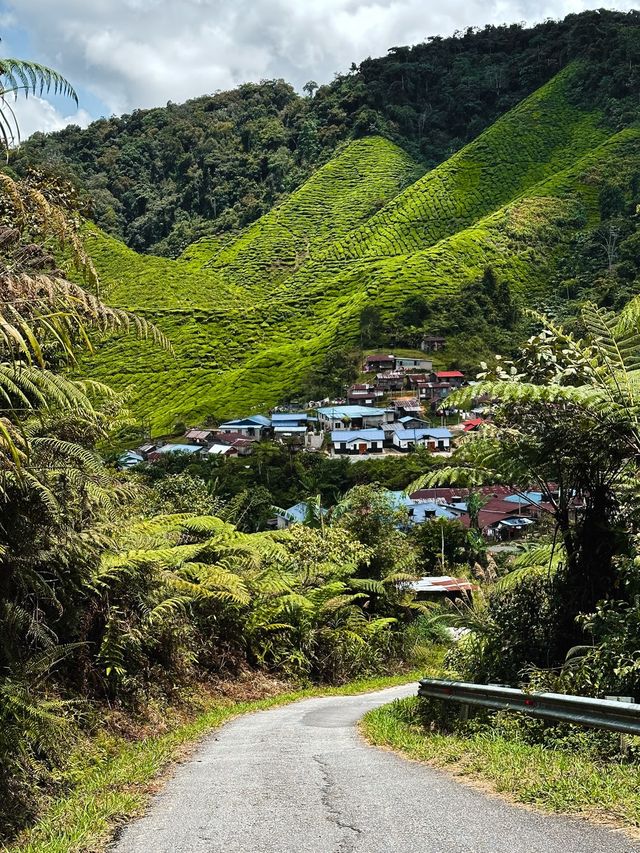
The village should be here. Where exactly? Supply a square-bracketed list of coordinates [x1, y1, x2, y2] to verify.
[116, 348, 555, 543]
[118, 349, 475, 465]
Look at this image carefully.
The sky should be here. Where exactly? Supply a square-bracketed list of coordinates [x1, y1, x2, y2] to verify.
[0, 0, 637, 139]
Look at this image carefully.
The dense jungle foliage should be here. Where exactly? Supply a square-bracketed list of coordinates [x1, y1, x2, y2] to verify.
[427, 300, 640, 702]
[12, 9, 640, 256]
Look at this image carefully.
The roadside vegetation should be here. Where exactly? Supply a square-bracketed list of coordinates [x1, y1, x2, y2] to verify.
[362, 698, 640, 833]
[362, 298, 640, 826]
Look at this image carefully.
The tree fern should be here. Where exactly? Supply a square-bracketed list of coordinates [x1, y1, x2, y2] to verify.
[0, 59, 77, 149]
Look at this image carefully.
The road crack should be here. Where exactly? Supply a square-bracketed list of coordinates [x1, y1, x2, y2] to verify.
[313, 754, 362, 852]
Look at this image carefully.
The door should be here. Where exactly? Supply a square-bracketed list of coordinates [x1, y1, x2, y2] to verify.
[359, 443, 367, 454]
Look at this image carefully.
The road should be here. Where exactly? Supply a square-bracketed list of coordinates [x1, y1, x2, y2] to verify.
[113, 684, 639, 853]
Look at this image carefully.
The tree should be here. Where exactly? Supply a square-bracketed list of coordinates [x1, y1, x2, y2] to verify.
[303, 80, 318, 98]
[410, 518, 470, 573]
[360, 305, 384, 348]
[422, 302, 640, 663]
[0, 59, 168, 830]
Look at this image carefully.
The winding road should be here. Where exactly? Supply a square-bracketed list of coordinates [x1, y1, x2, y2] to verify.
[113, 684, 639, 853]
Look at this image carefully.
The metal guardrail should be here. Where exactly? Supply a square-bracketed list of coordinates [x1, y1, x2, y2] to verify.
[418, 678, 640, 736]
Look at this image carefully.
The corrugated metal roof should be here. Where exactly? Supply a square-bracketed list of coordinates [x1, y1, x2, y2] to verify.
[318, 405, 387, 418]
[271, 413, 308, 422]
[393, 428, 452, 441]
[331, 429, 385, 442]
[409, 576, 477, 593]
[155, 444, 202, 455]
[185, 428, 215, 440]
[218, 415, 271, 428]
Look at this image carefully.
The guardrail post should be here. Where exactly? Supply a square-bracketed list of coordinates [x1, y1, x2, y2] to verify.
[606, 695, 635, 757]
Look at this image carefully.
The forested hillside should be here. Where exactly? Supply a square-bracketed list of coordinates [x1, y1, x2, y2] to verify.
[12, 9, 640, 256]
[80, 58, 640, 429]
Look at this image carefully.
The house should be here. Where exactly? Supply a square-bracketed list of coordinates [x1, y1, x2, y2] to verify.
[392, 427, 453, 451]
[213, 433, 257, 456]
[207, 443, 235, 457]
[147, 444, 204, 461]
[385, 490, 465, 525]
[397, 415, 433, 430]
[215, 431, 257, 445]
[364, 354, 395, 372]
[117, 450, 144, 469]
[347, 384, 384, 405]
[406, 500, 464, 523]
[389, 396, 423, 417]
[408, 486, 550, 539]
[138, 443, 157, 459]
[331, 429, 385, 455]
[407, 377, 434, 402]
[228, 438, 255, 456]
[271, 413, 309, 442]
[433, 370, 465, 387]
[275, 501, 327, 529]
[184, 428, 216, 445]
[375, 371, 405, 391]
[317, 405, 392, 430]
[420, 335, 446, 352]
[394, 356, 433, 371]
[216, 415, 271, 438]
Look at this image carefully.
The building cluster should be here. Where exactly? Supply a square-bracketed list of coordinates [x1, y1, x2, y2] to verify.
[119, 348, 479, 466]
[356, 351, 465, 410]
[275, 484, 553, 544]
[119, 402, 461, 468]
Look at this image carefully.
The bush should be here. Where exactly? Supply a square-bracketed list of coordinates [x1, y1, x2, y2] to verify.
[445, 573, 562, 684]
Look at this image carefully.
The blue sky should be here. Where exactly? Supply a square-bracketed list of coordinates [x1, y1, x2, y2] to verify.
[1, 0, 637, 139]
[1, 14, 108, 117]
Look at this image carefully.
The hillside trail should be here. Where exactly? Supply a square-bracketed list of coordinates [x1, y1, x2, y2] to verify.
[112, 684, 639, 853]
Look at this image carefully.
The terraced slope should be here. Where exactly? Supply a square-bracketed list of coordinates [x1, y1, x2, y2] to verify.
[83, 69, 640, 431]
[187, 137, 423, 289]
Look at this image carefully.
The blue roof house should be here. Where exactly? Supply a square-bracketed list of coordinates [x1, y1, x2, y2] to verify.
[117, 450, 144, 470]
[331, 428, 385, 455]
[217, 415, 271, 438]
[271, 413, 309, 440]
[384, 490, 464, 527]
[317, 405, 393, 431]
[392, 427, 452, 451]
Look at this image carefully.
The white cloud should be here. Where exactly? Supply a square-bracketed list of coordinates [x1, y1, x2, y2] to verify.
[9, 96, 92, 141]
[2, 0, 638, 125]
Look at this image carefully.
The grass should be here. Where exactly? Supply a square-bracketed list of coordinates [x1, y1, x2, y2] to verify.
[76, 64, 640, 431]
[8, 671, 421, 853]
[361, 696, 640, 835]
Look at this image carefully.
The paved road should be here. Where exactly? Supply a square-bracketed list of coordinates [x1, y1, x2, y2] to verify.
[113, 684, 639, 853]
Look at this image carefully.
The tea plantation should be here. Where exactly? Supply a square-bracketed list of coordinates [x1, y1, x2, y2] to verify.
[81, 66, 640, 431]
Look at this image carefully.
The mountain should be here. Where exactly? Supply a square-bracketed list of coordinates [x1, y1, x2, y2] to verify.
[13, 10, 640, 256]
[78, 57, 640, 430]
